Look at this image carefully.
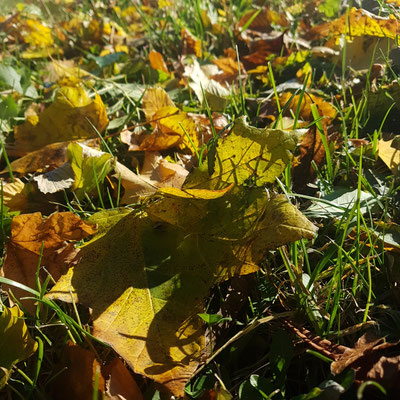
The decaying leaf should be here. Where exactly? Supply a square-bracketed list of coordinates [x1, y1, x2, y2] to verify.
[1, 179, 28, 212]
[141, 152, 189, 189]
[181, 28, 202, 58]
[149, 50, 169, 73]
[237, 6, 288, 33]
[2, 212, 96, 313]
[279, 92, 337, 122]
[378, 138, 400, 175]
[48, 188, 316, 396]
[102, 358, 144, 400]
[113, 161, 157, 204]
[33, 163, 75, 194]
[3, 142, 71, 175]
[331, 331, 400, 394]
[48, 342, 105, 400]
[141, 88, 199, 153]
[47, 126, 316, 395]
[0, 306, 38, 390]
[184, 60, 230, 111]
[308, 8, 400, 42]
[142, 87, 175, 120]
[185, 116, 306, 190]
[12, 85, 108, 156]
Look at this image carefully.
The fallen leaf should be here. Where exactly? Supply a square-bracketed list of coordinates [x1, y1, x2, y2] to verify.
[12, 85, 108, 156]
[2, 212, 96, 313]
[102, 358, 144, 400]
[184, 116, 306, 190]
[212, 56, 245, 85]
[48, 342, 105, 400]
[3, 142, 70, 175]
[68, 142, 114, 199]
[0, 306, 37, 390]
[149, 50, 169, 73]
[48, 187, 316, 397]
[1, 178, 28, 212]
[33, 163, 75, 194]
[113, 161, 157, 204]
[181, 28, 202, 58]
[141, 88, 199, 153]
[237, 7, 288, 33]
[45, 60, 92, 85]
[378, 138, 400, 175]
[184, 60, 230, 111]
[279, 92, 337, 122]
[141, 152, 189, 189]
[308, 8, 400, 42]
[330, 331, 400, 394]
[293, 125, 327, 189]
[142, 87, 175, 120]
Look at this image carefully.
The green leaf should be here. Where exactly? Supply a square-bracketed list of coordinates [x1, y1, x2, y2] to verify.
[0, 306, 38, 390]
[0, 64, 37, 98]
[0, 95, 18, 120]
[67, 142, 114, 199]
[318, 0, 341, 18]
[185, 116, 306, 190]
[197, 313, 224, 324]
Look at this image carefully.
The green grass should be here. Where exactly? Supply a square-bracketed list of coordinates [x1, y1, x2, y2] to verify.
[1, 0, 400, 399]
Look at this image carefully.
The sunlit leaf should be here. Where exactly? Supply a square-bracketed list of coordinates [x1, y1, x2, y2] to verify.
[309, 7, 400, 42]
[185, 116, 306, 190]
[48, 189, 316, 396]
[67, 142, 114, 199]
[2, 211, 96, 312]
[141, 88, 199, 153]
[0, 306, 37, 390]
[13, 86, 108, 156]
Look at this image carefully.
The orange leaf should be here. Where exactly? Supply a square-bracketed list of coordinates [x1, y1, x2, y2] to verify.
[279, 92, 337, 122]
[49, 343, 105, 400]
[181, 28, 202, 58]
[102, 358, 144, 400]
[149, 50, 169, 73]
[1, 212, 96, 312]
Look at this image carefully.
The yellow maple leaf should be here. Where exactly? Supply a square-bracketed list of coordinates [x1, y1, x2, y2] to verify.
[13, 86, 108, 155]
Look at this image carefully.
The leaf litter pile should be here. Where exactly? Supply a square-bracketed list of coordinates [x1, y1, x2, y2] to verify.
[2, 0, 400, 398]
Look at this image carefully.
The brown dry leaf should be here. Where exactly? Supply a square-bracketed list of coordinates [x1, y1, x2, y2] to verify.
[189, 112, 229, 145]
[102, 358, 143, 400]
[1, 212, 96, 312]
[237, 7, 289, 33]
[212, 56, 245, 85]
[2, 139, 100, 176]
[378, 138, 400, 175]
[308, 7, 400, 42]
[181, 28, 202, 58]
[141, 152, 189, 189]
[3, 142, 69, 176]
[113, 162, 157, 204]
[49, 342, 105, 400]
[140, 106, 199, 153]
[279, 92, 337, 122]
[293, 125, 328, 189]
[242, 33, 287, 68]
[12, 86, 108, 156]
[149, 50, 169, 73]
[331, 331, 400, 394]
